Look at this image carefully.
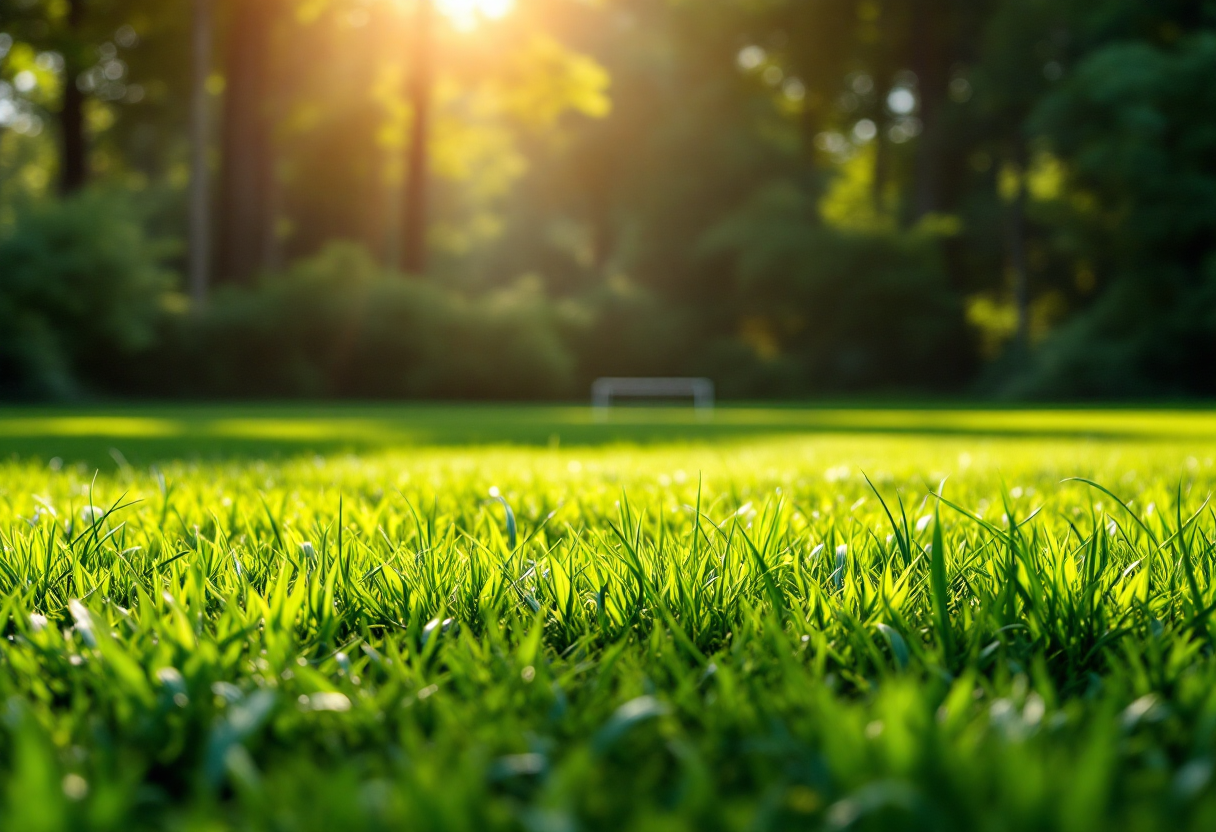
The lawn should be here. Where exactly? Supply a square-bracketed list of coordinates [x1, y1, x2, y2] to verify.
[2, 404, 1216, 831]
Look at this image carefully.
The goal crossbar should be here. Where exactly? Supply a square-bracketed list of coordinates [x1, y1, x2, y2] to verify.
[591, 377, 715, 412]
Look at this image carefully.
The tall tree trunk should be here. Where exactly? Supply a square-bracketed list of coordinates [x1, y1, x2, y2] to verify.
[401, 0, 434, 276]
[59, 0, 87, 195]
[910, 0, 946, 220]
[189, 0, 213, 307]
[218, 0, 278, 284]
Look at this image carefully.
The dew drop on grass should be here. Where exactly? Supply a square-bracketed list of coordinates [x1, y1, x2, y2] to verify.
[62, 774, 88, 801]
[156, 667, 184, 689]
[212, 682, 243, 703]
[306, 692, 351, 712]
[68, 600, 96, 648]
[1175, 759, 1213, 798]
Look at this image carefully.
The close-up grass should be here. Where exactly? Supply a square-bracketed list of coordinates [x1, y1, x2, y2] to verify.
[3, 405, 1216, 831]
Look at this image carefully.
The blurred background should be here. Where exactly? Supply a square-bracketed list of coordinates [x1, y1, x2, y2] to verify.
[0, 0, 1212, 402]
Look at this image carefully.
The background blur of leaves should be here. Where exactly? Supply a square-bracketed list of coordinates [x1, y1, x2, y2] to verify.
[1, 0, 1215, 399]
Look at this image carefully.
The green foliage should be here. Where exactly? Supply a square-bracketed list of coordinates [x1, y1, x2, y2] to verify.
[0, 191, 174, 398]
[6, 1, 1216, 398]
[162, 244, 575, 399]
[1003, 33, 1216, 396]
[558, 276, 698, 383]
[701, 184, 973, 393]
[1, 408, 1216, 828]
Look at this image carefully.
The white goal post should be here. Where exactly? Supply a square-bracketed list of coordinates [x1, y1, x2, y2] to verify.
[591, 377, 715, 413]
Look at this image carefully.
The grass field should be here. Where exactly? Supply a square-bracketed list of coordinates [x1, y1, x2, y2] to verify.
[3, 404, 1216, 831]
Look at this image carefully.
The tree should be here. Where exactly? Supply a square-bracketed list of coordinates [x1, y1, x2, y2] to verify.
[59, 0, 88, 193]
[189, 0, 212, 305]
[1012, 30, 1216, 395]
[0, 0, 94, 194]
[401, 0, 434, 275]
[217, 0, 281, 284]
[968, 0, 1065, 348]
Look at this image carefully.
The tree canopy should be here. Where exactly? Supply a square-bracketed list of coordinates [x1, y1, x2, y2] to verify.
[1, 0, 1215, 398]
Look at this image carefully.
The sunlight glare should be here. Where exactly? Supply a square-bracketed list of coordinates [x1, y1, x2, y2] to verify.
[438, 0, 515, 31]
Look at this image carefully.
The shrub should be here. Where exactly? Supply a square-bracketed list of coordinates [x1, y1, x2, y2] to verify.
[699, 185, 974, 394]
[557, 276, 698, 386]
[998, 260, 1216, 399]
[1003, 35, 1216, 399]
[0, 192, 175, 398]
[162, 244, 576, 400]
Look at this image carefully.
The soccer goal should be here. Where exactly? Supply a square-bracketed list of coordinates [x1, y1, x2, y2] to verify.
[591, 377, 715, 415]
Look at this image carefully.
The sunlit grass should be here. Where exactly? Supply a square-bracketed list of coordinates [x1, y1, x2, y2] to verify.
[3, 403, 1216, 464]
[2, 405, 1216, 829]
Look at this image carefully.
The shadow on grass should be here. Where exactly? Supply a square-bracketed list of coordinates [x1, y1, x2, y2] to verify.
[2, 402, 1216, 467]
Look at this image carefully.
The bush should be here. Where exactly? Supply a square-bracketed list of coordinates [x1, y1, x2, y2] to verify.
[557, 276, 698, 385]
[699, 185, 974, 395]
[0, 192, 175, 398]
[0, 193, 975, 403]
[998, 260, 1216, 399]
[1003, 35, 1216, 399]
[158, 245, 576, 400]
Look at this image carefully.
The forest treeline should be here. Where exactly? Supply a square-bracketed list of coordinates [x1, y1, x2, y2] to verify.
[0, 0, 1214, 400]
